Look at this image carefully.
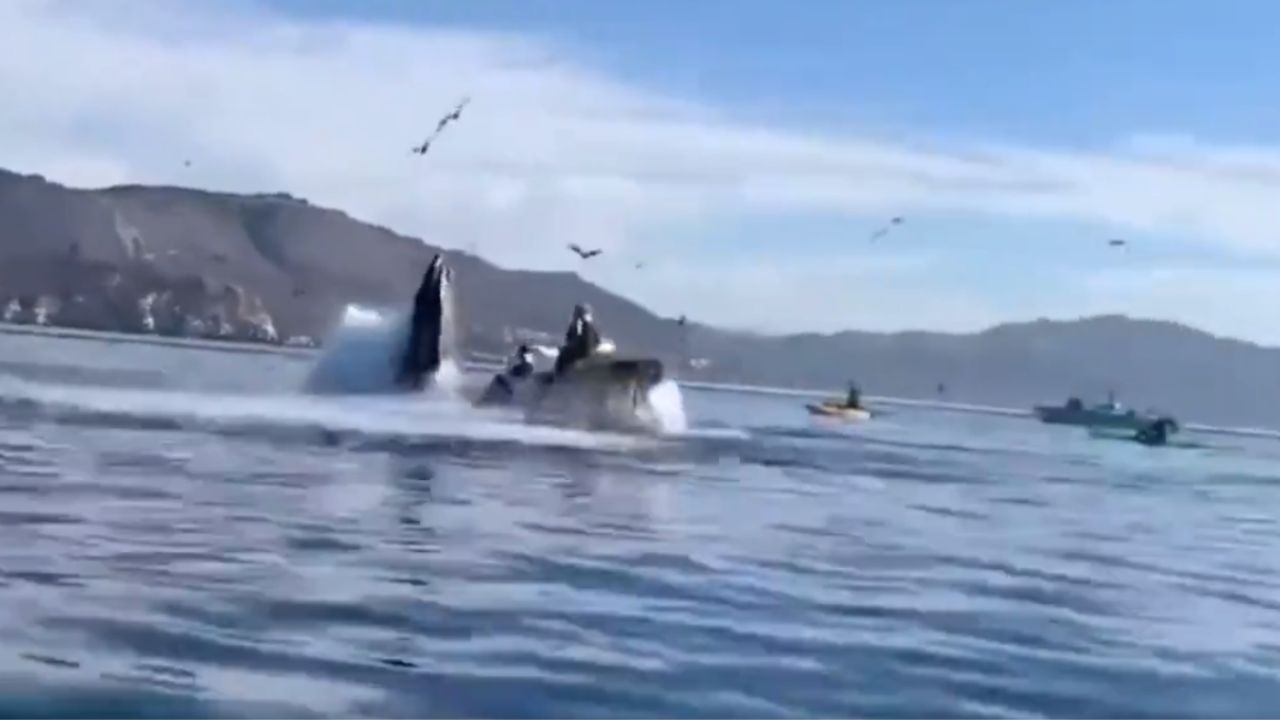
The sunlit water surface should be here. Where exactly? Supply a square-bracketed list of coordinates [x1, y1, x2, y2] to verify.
[1, 331, 1279, 718]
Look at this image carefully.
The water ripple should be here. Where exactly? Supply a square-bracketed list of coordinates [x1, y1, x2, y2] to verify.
[0, 368, 1278, 716]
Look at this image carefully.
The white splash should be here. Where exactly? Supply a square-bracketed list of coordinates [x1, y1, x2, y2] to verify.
[0, 373, 647, 453]
[647, 379, 688, 434]
[337, 304, 385, 328]
[303, 304, 460, 396]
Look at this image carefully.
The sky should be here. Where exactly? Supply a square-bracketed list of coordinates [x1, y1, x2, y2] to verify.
[5, 0, 1280, 341]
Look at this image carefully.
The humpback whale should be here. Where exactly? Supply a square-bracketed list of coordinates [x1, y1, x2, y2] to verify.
[302, 253, 456, 395]
[396, 254, 455, 391]
[305, 254, 671, 433]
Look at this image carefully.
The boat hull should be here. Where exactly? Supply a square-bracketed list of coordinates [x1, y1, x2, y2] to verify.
[1033, 406, 1151, 430]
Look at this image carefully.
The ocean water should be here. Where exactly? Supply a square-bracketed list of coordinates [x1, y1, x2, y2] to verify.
[1, 331, 1280, 717]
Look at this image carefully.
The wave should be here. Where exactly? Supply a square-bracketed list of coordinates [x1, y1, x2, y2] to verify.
[0, 374, 653, 454]
[0, 303, 697, 450]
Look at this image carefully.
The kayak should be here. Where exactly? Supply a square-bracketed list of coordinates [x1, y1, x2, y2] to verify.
[806, 401, 872, 421]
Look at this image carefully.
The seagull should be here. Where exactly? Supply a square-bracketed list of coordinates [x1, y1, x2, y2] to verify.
[412, 96, 470, 156]
[436, 97, 469, 132]
[869, 216, 905, 242]
[568, 243, 603, 259]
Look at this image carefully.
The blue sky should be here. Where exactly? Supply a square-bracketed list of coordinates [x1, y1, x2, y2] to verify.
[260, 0, 1280, 336]
[267, 0, 1280, 146]
[5, 0, 1280, 340]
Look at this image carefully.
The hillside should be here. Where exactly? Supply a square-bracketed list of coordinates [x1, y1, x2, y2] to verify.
[2, 166, 1279, 428]
[698, 317, 1280, 428]
[0, 167, 687, 357]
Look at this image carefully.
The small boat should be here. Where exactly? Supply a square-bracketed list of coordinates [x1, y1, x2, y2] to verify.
[1033, 392, 1158, 430]
[806, 401, 872, 421]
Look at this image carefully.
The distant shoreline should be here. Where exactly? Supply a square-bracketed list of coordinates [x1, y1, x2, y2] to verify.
[1, 321, 1276, 440]
[0, 321, 318, 358]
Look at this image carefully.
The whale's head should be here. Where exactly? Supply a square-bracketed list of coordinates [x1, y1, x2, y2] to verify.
[396, 253, 456, 390]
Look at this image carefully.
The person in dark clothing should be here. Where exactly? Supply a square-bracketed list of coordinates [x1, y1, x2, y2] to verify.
[553, 303, 601, 376]
[509, 344, 535, 379]
[477, 344, 537, 406]
[844, 381, 863, 409]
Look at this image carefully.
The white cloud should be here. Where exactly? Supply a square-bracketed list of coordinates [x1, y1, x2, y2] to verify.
[4, 0, 1280, 338]
[588, 250, 996, 335]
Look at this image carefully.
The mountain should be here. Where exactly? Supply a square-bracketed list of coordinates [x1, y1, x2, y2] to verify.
[1, 166, 1278, 429]
[0, 167, 687, 353]
[699, 316, 1280, 429]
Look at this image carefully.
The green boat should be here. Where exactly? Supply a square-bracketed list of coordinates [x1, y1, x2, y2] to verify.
[1033, 392, 1157, 430]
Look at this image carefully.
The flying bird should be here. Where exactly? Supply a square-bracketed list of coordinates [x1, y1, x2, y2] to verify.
[568, 244, 603, 259]
[412, 96, 471, 156]
[635, 261, 645, 270]
[436, 97, 469, 131]
[1108, 238, 1127, 247]
[869, 216, 905, 242]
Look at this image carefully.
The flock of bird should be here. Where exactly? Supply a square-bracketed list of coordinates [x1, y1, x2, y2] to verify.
[162, 96, 1141, 366]
[396, 96, 1138, 351]
[401, 97, 1132, 292]
[177, 96, 1136, 265]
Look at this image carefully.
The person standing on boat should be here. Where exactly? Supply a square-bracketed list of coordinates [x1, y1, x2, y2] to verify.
[554, 303, 602, 376]
[844, 381, 863, 409]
